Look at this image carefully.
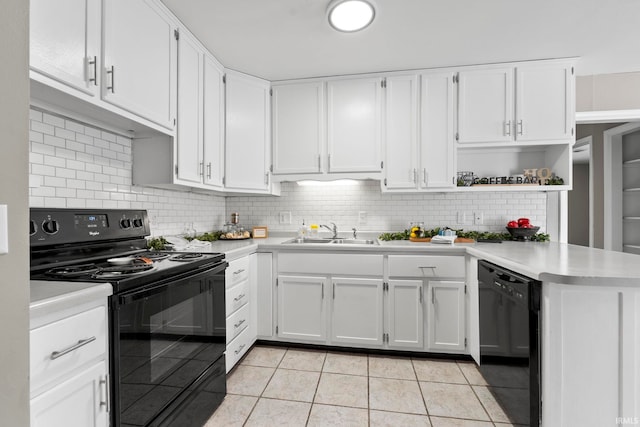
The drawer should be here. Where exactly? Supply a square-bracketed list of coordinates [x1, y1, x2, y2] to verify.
[226, 256, 250, 288]
[226, 280, 249, 316]
[226, 302, 250, 343]
[278, 253, 383, 276]
[30, 305, 107, 395]
[388, 255, 465, 278]
[226, 327, 254, 373]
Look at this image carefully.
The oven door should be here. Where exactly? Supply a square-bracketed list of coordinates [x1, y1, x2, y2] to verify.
[110, 261, 227, 427]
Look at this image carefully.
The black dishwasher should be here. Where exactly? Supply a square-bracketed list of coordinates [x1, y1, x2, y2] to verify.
[478, 260, 541, 426]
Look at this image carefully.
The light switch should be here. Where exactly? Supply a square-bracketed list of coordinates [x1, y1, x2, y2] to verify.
[0, 205, 7, 255]
[279, 211, 292, 225]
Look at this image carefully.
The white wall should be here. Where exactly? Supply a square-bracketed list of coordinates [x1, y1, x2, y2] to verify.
[227, 181, 548, 235]
[0, 0, 30, 423]
[28, 109, 226, 237]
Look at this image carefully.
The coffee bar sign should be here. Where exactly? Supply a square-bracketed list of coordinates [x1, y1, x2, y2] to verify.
[457, 168, 565, 186]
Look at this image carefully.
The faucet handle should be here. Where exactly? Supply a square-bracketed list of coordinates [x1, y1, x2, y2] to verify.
[352, 227, 357, 239]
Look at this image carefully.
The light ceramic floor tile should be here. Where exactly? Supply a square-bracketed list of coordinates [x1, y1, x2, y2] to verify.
[240, 346, 287, 368]
[323, 352, 369, 376]
[244, 398, 311, 427]
[307, 404, 368, 427]
[369, 355, 416, 380]
[279, 348, 327, 372]
[429, 417, 494, 427]
[314, 372, 369, 408]
[456, 362, 488, 386]
[203, 394, 257, 427]
[262, 368, 320, 402]
[369, 377, 427, 415]
[370, 409, 432, 427]
[226, 365, 275, 396]
[472, 385, 510, 423]
[412, 359, 468, 384]
[420, 382, 490, 421]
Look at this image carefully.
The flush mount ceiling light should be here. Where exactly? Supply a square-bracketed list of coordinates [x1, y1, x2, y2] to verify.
[327, 0, 376, 32]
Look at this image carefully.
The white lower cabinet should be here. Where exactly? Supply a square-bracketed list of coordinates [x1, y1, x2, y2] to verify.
[225, 254, 257, 373]
[30, 361, 108, 427]
[331, 277, 384, 346]
[387, 280, 424, 349]
[277, 275, 328, 342]
[426, 280, 466, 352]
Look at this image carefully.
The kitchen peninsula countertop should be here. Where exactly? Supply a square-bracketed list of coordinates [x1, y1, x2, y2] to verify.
[199, 236, 640, 286]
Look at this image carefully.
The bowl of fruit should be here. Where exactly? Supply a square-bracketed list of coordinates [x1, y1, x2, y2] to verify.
[506, 218, 540, 240]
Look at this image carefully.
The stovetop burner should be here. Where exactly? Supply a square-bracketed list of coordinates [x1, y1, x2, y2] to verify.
[170, 253, 204, 262]
[136, 252, 170, 261]
[46, 264, 100, 278]
[92, 263, 155, 279]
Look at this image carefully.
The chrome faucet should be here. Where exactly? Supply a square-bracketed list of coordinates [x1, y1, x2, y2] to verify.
[352, 227, 357, 239]
[321, 222, 338, 239]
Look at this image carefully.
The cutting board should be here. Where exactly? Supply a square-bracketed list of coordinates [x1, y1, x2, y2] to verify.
[409, 237, 475, 243]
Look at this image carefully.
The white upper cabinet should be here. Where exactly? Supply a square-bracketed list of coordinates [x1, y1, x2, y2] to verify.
[272, 82, 324, 174]
[30, 0, 101, 97]
[383, 75, 419, 190]
[175, 30, 203, 185]
[420, 72, 456, 188]
[516, 62, 574, 142]
[225, 70, 272, 193]
[102, 0, 177, 129]
[327, 77, 383, 173]
[457, 60, 574, 145]
[457, 67, 514, 144]
[202, 55, 225, 189]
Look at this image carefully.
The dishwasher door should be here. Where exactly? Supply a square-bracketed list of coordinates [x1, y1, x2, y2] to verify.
[477, 260, 541, 426]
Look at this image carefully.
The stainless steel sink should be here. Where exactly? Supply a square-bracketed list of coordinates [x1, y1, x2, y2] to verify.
[283, 238, 378, 245]
[331, 239, 378, 245]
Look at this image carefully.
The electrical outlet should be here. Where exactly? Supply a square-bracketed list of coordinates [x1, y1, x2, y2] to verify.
[358, 211, 367, 225]
[279, 211, 292, 225]
[474, 212, 483, 225]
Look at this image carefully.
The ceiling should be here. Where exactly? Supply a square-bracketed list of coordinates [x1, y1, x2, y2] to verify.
[161, 0, 640, 81]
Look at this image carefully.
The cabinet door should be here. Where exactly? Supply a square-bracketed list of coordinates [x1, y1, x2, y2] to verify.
[516, 63, 574, 142]
[458, 67, 514, 144]
[388, 280, 424, 349]
[427, 281, 466, 352]
[30, 0, 101, 96]
[383, 75, 419, 190]
[331, 277, 384, 346]
[31, 361, 108, 427]
[327, 77, 382, 173]
[175, 31, 203, 185]
[272, 82, 324, 174]
[103, 0, 176, 129]
[421, 72, 456, 188]
[225, 71, 271, 192]
[203, 55, 225, 189]
[277, 275, 327, 342]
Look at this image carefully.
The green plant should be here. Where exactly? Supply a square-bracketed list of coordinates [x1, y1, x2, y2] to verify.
[147, 236, 169, 250]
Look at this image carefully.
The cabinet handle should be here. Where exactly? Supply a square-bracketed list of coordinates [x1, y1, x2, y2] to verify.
[88, 56, 97, 86]
[322, 282, 324, 299]
[504, 120, 511, 136]
[264, 172, 269, 185]
[106, 66, 115, 93]
[419, 287, 423, 303]
[412, 168, 417, 183]
[328, 154, 331, 171]
[100, 375, 110, 413]
[517, 120, 524, 135]
[207, 162, 212, 179]
[418, 266, 437, 275]
[432, 287, 435, 304]
[234, 319, 246, 329]
[233, 269, 245, 275]
[50, 336, 96, 360]
[234, 344, 246, 355]
[423, 169, 428, 185]
[200, 162, 204, 176]
[318, 155, 321, 172]
[333, 282, 335, 300]
[233, 293, 246, 302]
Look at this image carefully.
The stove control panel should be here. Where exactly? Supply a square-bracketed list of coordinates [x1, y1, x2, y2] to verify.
[30, 208, 150, 246]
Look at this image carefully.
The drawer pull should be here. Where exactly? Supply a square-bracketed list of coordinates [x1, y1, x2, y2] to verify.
[233, 293, 246, 302]
[234, 344, 246, 355]
[50, 336, 96, 360]
[419, 266, 437, 274]
[234, 319, 246, 329]
[233, 269, 245, 275]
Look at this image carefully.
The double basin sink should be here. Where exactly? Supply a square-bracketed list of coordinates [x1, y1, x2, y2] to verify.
[284, 237, 378, 245]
